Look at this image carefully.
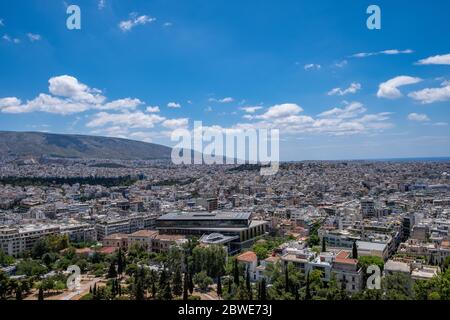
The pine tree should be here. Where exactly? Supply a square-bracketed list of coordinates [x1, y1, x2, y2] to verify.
[352, 241, 358, 259]
[217, 276, 222, 298]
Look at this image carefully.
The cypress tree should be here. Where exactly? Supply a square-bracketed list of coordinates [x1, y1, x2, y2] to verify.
[217, 276, 222, 297]
[117, 248, 124, 277]
[183, 273, 189, 300]
[188, 271, 194, 294]
[305, 274, 311, 300]
[107, 260, 117, 279]
[352, 241, 358, 259]
[284, 266, 289, 293]
[322, 238, 327, 252]
[173, 267, 183, 296]
[260, 278, 267, 301]
[38, 287, 44, 301]
[246, 269, 251, 292]
[233, 259, 240, 285]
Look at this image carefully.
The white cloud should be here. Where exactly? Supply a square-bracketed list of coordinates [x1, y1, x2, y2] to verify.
[408, 83, 450, 104]
[119, 14, 156, 32]
[433, 122, 448, 127]
[377, 76, 422, 99]
[334, 60, 348, 68]
[163, 22, 173, 27]
[417, 54, 450, 66]
[209, 97, 234, 103]
[352, 49, 413, 58]
[162, 118, 189, 129]
[327, 83, 361, 96]
[407, 113, 430, 122]
[240, 106, 263, 114]
[318, 102, 366, 119]
[0, 19, 4, 27]
[98, 0, 106, 10]
[167, 102, 181, 108]
[304, 64, 321, 71]
[2, 34, 20, 44]
[256, 103, 303, 120]
[49, 75, 106, 104]
[146, 106, 160, 113]
[87, 111, 165, 128]
[0, 75, 145, 114]
[27, 33, 41, 42]
[0, 97, 21, 108]
[239, 101, 393, 136]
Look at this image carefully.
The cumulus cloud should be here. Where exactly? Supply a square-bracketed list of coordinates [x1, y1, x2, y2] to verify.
[119, 14, 156, 32]
[408, 83, 450, 104]
[377, 76, 422, 99]
[416, 54, 450, 66]
[352, 49, 413, 58]
[162, 118, 189, 129]
[236, 101, 393, 136]
[407, 113, 430, 122]
[327, 83, 361, 96]
[146, 106, 160, 113]
[167, 102, 181, 109]
[86, 111, 165, 128]
[0, 75, 144, 114]
[256, 103, 303, 120]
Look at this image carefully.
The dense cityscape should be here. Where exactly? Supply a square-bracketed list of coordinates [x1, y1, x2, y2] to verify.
[1, 156, 449, 300]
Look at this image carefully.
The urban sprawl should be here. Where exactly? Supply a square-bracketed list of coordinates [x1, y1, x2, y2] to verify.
[1, 157, 450, 300]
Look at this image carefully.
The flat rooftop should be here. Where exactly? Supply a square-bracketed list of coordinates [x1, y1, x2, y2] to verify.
[157, 211, 252, 221]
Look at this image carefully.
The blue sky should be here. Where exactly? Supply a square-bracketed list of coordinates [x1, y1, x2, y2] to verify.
[0, 0, 449, 160]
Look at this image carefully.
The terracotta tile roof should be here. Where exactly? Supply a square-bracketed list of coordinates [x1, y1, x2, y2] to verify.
[98, 247, 118, 254]
[335, 250, 358, 265]
[237, 251, 257, 263]
[130, 230, 159, 238]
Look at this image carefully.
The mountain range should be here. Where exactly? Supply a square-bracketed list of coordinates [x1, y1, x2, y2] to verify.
[0, 131, 172, 160]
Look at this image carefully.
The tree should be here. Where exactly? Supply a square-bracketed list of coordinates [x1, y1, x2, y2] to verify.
[172, 267, 183, 297]
[117, 248, 125, 277]
[193, 271, 213, 292]
[107, 260, 117, 279]
[284, 266, 289, 293]
[157, 269, 172, 300]
[382, 272, 413, 300]
[133, 267, 145, 300]
[321, 239, 327, 253]
[217, 276, 222, 298]
[260, 278, 267, 300]
[245, 269, 253, 300]
[38, 286, 44, 301]
[183, 273, 189, 300]
[352, 241, 358, 259]
[233, 259, 240, 285]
